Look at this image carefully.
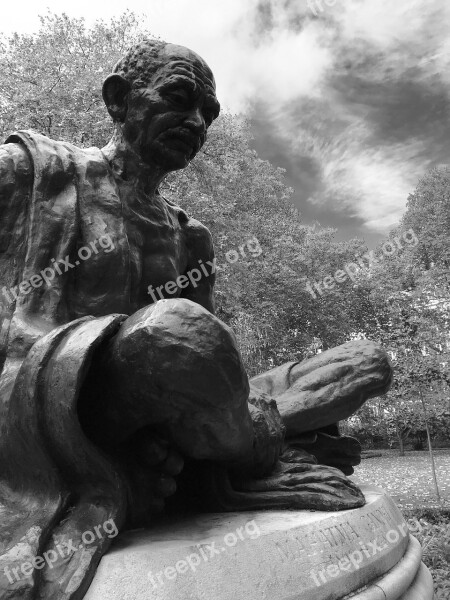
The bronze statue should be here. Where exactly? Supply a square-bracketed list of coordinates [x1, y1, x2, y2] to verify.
[0, 39, 392, 599]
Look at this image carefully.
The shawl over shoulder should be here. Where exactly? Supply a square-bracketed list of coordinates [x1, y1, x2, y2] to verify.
[0, 131, 130, 410]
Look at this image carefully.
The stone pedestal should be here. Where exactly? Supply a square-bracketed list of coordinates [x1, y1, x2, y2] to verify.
[84, 485, 433, 600]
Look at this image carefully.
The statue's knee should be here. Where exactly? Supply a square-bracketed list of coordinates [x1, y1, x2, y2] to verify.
[102, 299, 253, 460]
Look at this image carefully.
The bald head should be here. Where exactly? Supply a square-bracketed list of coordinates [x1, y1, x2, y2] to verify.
[112, 39, 216, 95]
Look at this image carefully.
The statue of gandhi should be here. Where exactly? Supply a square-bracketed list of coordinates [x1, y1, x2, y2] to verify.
[0, 39, 392, 600]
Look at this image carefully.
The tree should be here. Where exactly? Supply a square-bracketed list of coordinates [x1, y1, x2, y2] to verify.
[344, 166, 450, 460]
[0, 11, 152, 146]
[400, 167, 450, 269]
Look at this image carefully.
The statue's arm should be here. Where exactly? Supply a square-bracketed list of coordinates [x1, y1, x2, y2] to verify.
[0, 143, 32, 244]
[0, 143, 34, 379]
[181, 217, 216, 314]
[0, 142, 32, 305]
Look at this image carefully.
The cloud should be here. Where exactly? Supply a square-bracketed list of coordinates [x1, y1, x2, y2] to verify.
[217, 24, 332, 111]
[213, 0, 450, 234]
[336, 0, 448, 51]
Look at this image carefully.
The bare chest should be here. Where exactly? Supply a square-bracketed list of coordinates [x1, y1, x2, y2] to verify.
[121, 190, 188, 308]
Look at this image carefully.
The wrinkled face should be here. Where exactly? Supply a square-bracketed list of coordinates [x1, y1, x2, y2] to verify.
[123, 44, 220, 172]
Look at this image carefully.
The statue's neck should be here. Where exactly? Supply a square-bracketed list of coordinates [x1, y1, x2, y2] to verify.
[101, 125, 166, 198]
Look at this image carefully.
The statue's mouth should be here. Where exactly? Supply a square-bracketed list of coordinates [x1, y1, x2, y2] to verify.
[162, 129, 200, 156]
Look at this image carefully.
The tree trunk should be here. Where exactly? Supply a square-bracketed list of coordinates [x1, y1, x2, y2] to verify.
[419, 387, 441, 502]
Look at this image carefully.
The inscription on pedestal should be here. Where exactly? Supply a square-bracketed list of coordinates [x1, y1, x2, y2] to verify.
[84, 486, 414, 600]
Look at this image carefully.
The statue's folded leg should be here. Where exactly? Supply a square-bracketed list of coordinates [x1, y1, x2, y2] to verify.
[249, 340, 393, 474]
[80, 299, 255, 464]
[251, 340, 393, 433]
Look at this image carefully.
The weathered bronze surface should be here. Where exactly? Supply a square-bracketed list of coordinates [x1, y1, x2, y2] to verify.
[0, 39, 392, 599]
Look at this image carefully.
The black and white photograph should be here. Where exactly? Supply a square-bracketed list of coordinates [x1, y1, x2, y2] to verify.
[0, 1, 448, 599]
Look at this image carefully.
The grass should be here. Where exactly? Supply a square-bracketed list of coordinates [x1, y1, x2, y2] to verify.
[353, 448, 450, 508]
[352, 449, 450, 598]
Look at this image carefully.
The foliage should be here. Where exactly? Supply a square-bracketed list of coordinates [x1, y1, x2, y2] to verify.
[346, 169, 450, 451]
[400, 167, 450, 269]
[0, 11, 152, 146]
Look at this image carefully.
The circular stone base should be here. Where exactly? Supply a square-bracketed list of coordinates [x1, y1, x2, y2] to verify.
[84, 485, 433, 600]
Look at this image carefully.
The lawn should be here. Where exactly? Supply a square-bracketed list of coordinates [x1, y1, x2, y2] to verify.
[352, 449, 450, 599]
[352, 449, 450, 509]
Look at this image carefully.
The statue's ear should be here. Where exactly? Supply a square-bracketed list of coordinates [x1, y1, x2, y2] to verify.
[102, 74, 132, 122]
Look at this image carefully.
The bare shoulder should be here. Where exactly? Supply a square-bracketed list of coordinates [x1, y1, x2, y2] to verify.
[183, 217, 215, 269]
[162, 195, 214, 257]
[184, 216, 213, 249]
[0, 142, 32, 193]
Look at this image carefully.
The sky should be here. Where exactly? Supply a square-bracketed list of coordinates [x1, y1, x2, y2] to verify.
[2, 0, 449, 246]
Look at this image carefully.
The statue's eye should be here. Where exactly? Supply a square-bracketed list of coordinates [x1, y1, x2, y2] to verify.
[166, 89, 190, 105]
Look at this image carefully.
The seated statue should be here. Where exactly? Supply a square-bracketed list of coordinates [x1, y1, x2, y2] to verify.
[0, 39, 392, 599]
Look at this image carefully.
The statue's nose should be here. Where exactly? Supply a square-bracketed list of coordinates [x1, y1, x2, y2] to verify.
[184, 107, 206, 134]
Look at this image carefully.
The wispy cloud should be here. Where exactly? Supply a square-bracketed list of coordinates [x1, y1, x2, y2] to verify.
[149, 0, 450, 235]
